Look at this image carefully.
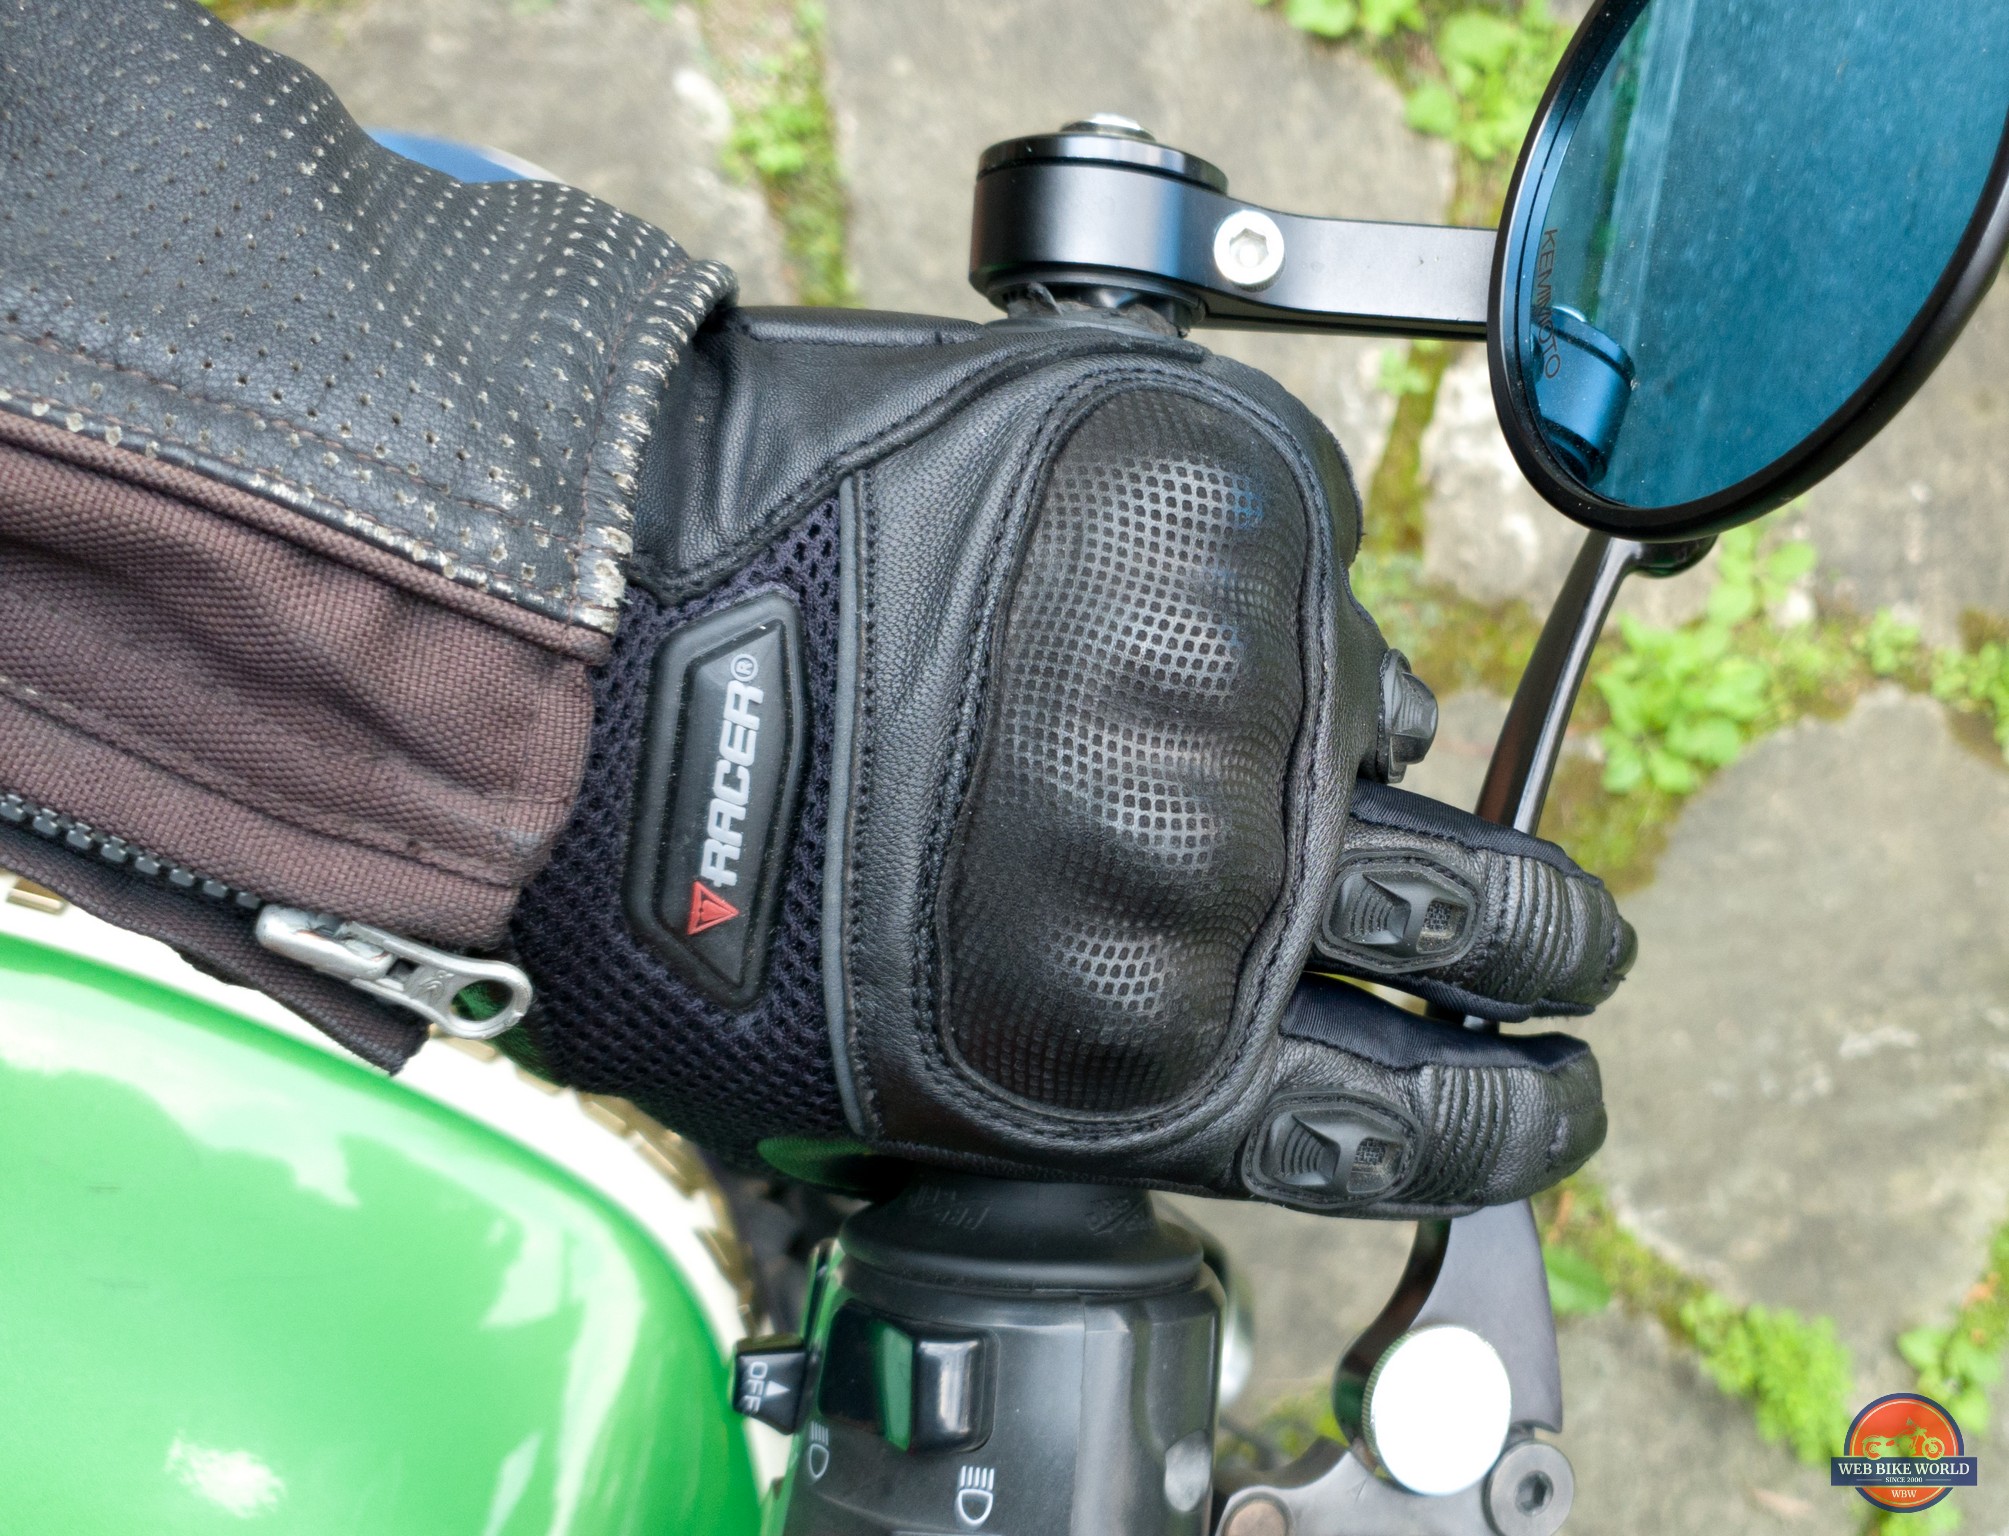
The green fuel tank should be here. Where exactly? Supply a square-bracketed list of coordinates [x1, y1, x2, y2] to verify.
[0, 898, 764, 1536]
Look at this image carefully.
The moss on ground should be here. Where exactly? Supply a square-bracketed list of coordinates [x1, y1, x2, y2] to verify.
[1538, 1174, 1855, 1469]
[200, 0, 333, 20]
[696, 0, 855, 305]
[1363, 340, 1453, 555]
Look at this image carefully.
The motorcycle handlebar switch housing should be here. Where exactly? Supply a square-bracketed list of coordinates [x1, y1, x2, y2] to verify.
[744, 1175, 1223, 1536]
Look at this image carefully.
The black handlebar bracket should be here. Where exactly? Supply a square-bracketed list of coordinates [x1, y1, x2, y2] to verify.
[970, 124, 1493, 338]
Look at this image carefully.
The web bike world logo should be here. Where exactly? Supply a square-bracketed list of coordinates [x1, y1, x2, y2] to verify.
[1832, 1394, 1978, 1513]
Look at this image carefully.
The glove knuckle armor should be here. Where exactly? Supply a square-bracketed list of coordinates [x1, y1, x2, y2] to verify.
[943, 390, 1310, 1114]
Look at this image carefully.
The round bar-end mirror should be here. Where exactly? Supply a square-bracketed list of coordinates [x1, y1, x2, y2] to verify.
[1491, 0, 2009, 539]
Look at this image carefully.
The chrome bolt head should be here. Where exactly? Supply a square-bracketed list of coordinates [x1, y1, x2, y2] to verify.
[1213, 209, 1286, 289]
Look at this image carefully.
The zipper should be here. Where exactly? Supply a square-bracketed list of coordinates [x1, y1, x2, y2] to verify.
[1, 791, 530, 1040]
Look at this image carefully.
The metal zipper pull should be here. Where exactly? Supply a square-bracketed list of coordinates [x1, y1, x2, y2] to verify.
[255, 906, 532, 1040]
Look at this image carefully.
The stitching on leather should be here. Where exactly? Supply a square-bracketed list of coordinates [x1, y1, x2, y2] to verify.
[0, 406, 608, 661]
[577, 256, 693, 531]
[906, 370, 1244, 1140]
[844, 465, 885, 1130]
[0, 331, 591, 545]
[914, 371, 1116, 1064]
[1240, 395, 1336, 1072]
[903, 377, 1083, 1060]
[719, 313, 993, 349]
[0, 390, 589, 613]
[650, 330, 1180, 601]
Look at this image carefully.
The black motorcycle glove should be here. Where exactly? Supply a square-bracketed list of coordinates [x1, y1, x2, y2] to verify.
[509, 304, 1632, 1214]
[0, 0, 1630, 1217]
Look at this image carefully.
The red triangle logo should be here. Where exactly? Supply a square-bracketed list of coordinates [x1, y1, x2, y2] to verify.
[687, 881, 742, 935]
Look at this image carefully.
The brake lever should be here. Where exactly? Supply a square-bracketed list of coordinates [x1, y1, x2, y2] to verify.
[1219, 532, 1713, 1536]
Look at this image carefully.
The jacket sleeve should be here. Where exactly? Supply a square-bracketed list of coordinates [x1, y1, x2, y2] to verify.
[0, 0, 733, 1061]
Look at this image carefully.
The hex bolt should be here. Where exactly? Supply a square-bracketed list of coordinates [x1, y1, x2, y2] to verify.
[1484, 1440, 1576, 1536]
[1213, 209, 1286, 289]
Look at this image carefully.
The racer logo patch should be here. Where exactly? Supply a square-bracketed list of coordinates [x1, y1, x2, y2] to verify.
[624, 592, 806, 1006]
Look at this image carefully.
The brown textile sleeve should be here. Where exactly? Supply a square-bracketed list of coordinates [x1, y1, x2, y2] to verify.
[0, 410, 601, 949]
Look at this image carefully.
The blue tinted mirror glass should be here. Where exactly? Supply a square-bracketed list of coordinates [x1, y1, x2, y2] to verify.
[1519, 0, 2009, 511]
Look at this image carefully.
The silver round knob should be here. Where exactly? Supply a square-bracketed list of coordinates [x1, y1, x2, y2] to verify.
[1213, 209, 1286, 290]
[1060, 112, 1155, 140]
[1362, 1325, 1513, 1496]
[1220, 1496, 1290, 1536]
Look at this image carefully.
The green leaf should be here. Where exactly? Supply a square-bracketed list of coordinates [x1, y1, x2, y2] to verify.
[1917, 1501, 1967, 1536]
[1706, 578, 1758, 626]
[1898, 1325, 1950, 1373]
[1716, 524, 1760, 568]
[1544, 1246, 1612, 1316]
[1361, 0, 1425, 37]
[1437, 9, 1520, 69]
[1646, 747, 1699, 796]
[1766, 539, 1819, 586]
[1601, 737, 1646, 795]
[1943, 1333, 2003, 1386]
[1697, 665, 1770, 721]
[1861, 610, 1923, 676]
[1403, 82, 1461, 139]
[1666, 715, 1744, 768]
[1951, 1389, 1991, 1432]
[1284, 0, 1359, 36]
[1376, 346, 1435, 398]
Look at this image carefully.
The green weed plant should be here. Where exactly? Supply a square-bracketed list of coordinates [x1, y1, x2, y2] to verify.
[1932, 640, 2009, 759]
[1401, 2, 1568, 164]
[1594, 527, 1820, 796]
[1540, 1175, 1855, 1470]
[711, 0, 856, 306]
[1681, 1294, 1853, 1465]
[1258, 0, 1568, 170]
[1897, 1224, 2009, 1435]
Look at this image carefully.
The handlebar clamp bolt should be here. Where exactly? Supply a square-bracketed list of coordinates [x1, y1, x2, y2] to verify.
[1214, 210, 1286, 289]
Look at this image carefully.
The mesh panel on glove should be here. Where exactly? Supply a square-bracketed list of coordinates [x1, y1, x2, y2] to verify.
[941, 391, 1309, 1115]
[510, 501, 847, 1166]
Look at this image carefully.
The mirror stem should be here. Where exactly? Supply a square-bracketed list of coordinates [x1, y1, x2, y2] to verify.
[1476, 533, 1644, 836]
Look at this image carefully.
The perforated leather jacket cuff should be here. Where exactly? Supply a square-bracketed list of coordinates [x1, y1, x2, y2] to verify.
[0, 0, 736, 989]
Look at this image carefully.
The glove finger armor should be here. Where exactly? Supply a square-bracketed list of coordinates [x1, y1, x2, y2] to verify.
[1315, 782, 1638, 1023]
